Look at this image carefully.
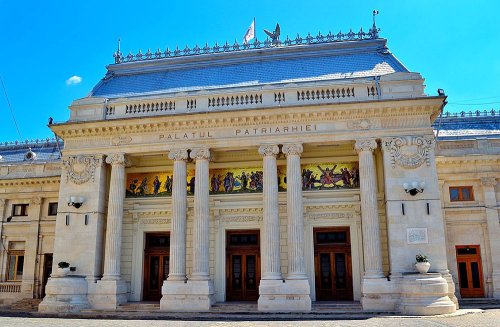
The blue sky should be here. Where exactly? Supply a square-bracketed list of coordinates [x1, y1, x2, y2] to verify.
[1, 1, 499, 142]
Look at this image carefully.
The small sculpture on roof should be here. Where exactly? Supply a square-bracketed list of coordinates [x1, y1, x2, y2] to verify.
[264, 23, 281, 45]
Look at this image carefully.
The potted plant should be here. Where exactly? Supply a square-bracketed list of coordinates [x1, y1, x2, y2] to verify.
[57, 261, 70, 276]
[415, 254, 430, 274]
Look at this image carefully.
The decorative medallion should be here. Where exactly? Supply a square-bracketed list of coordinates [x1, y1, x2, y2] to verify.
[480, 177, 497, 187]
[111, 135, 132, 146]
[62, 155, 102, 185]
[382, 136, 435, 169]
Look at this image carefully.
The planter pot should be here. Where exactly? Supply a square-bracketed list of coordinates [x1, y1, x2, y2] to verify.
[56, 267, 70, 277]
[415, 262, 431, 274]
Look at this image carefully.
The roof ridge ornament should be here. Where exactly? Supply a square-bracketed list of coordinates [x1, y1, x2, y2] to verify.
[112, 14, 382, 64]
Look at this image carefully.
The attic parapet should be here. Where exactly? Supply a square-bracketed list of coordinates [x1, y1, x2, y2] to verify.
[69, 75, 425, 123]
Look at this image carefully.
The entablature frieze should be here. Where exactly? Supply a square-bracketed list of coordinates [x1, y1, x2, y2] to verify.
[0, 177, 61, 187]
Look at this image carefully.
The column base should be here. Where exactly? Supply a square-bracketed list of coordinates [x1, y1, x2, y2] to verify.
[398, 273, 456, 315]
[491, 272, 500, 298]
[88, 279, 128, 310]
[258, 279, 311, 312]
[160, 279, 215, 312]
[361, 276, 399, 312]
[39, 276, 90, 313]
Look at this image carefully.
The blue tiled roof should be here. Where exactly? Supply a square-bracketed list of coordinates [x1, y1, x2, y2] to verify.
[90, 40, 407, 99]
[0, 141, 62, 163]
[433, 112, 500, 140]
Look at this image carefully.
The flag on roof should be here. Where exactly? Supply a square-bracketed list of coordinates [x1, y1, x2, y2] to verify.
[243, 18, 255, 44]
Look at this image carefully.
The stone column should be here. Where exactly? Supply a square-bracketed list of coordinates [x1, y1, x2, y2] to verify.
[282, 143, 307, 280]
[102, 153, 128, 280]
[481, 177, 500, 297]
[355, 139, 384, 278]
[167, 148, 189, 281]
[258, 144, 281, 280]
[190, 147, 211, 281]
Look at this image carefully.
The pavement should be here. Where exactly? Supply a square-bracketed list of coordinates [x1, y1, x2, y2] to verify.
[1, 309, 500, 326]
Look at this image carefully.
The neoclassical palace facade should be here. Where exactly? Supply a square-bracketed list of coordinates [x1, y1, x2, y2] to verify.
[0, 27, 499, 315]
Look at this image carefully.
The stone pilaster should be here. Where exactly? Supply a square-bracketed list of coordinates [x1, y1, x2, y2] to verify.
[481, 177, 500, 297]
[167, 148, 189, 281]
[355, 139, 384, 278]
[258, 144, 281, 280]
[93, 153, 128, 309]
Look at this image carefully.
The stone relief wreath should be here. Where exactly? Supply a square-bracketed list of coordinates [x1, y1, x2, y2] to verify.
[383, 136, 435, 169]
[63, 155, 100, 184]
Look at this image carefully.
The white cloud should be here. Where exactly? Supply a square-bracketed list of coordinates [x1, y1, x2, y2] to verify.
[66, 75, 82, 85]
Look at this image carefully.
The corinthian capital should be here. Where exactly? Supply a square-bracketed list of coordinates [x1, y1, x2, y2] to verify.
[282, 143, 303, 157]
[106, 153, 130, 166]
[354, 139, 377, 153]
[258, 144, 280, 157]
[481, 177, 497, 187]
[168, 148, 189, 161]
[190, 147, 211, 161]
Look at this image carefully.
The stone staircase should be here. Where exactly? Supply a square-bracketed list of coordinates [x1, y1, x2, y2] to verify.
[459, 298, 500, 309]
[10, 298, 42, 312]
[117, 302, 160, 312]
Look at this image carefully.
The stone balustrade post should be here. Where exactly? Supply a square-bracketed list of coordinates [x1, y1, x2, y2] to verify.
[258, 144, 282, 280]
[190, 147, 211, 281]
[167, 149, 189, 281]
[355, 139, 384, 278]
[282, 143, 307, 280]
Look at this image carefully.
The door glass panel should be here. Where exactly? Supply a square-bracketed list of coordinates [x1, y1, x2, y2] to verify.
[232, 255, 242, 290]
[458, 262, 468, 288]
[246, 255, 256, 290]
[163, 256, 170, 281]
[149, 256, 159, 289]
[320, 253, 332, 289]
[457, 247, 477, 255]
[470, 262, 481, 288]
[335, 253, 346, 289]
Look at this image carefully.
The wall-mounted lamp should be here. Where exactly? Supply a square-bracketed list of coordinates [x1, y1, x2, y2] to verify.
[403, 181, 425, 196]
[67, 196, 85, 209]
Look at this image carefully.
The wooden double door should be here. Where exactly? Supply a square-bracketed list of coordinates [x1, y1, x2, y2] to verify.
[143, 233, 170, 301]
[226, 230, 261, 301]
[456, 245, 484, 298]
[314, 227, 353, 301]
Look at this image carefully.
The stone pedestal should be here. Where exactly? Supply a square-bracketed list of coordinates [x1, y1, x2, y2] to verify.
[257, 279, 311, 312]
[398, 273, 456, 315]
[160, 280, 215, 312]
[361, 277, 399, 312]
[38, 276, 90, 313]
[89, 279, 127, 310]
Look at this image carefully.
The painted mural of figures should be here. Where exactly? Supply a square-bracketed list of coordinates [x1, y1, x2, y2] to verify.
[255, 171, 263, 191]
[340, 168, 352, 187]
[153, 176, 162, 194]
[129, 178, 139, 194]
[302, 169, 314, 190]
[350, 168, 359, 187]
[138, 177, 148, 195]
[164, 175, 173, 193]
[224, 172, 235, 192]
[317, 164, 340, 189]
[238, 172, 249, 190]
[211, 174, 221, 193]
[188, 177, 195, 194]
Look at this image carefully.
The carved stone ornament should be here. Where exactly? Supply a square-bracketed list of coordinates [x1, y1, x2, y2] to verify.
[282, 143, 303, 156]
[382, 136, 435, 169]
[190, 147, 211, 160]
[480, 177, 497, 187]
[62, 155, 101, 184]
[111, 135, 132, 146]
[0, 198, 5, 206]
[30, 196, 42, 205]
[347, 119, 371, 130]
[258, 144, 280, 157]
[354, 139, 377, 153]
[168, 149, 189, 161]
[106, 153, 130, 166]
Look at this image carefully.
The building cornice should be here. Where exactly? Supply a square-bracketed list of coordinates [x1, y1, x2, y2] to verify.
[0, 176, 61, 187]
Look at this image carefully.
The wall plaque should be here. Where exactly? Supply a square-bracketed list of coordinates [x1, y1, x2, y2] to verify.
[406, 228, 428, 244]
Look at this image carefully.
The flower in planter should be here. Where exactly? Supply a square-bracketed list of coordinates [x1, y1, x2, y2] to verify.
[415, 254, 428, 263]
[58, 261, 70, 269]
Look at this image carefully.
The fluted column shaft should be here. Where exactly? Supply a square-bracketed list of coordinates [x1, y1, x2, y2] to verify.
[167, 149, 188, 281]
[191, 148, 211, 281]
[355, 139, 384, 278]
[103, 153, 128, 280]
[259, 144, 282, 280]
[283, 144, 307, 279]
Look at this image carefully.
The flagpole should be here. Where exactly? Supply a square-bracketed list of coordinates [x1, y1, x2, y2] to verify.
[254, 17, 256, 40]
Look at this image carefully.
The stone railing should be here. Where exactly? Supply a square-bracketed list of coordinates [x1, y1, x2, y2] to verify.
[208, 94, 262, 108]
[442, 110, 498, 118]
[297, 87, 355, 102]
[0, 283, 21, 293]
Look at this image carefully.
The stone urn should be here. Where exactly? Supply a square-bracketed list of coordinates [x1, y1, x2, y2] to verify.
[415, 262, 431, 274]
[56, 262, 70, 277]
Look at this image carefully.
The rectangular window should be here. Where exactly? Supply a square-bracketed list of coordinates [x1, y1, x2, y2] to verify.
[12, 204, 29, 216]
[48, 202, 58, 216]
[449, 186, 474, 202]
[7, 252, 24, 281]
